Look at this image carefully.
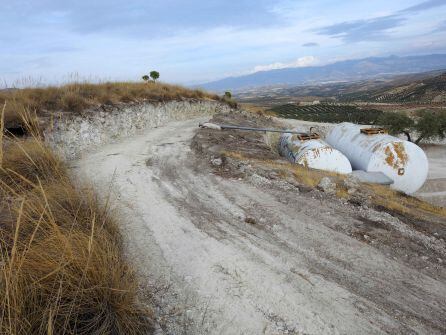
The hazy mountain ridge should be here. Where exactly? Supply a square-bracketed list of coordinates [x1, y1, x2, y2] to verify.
[335, 71, 446, 103]
[201, 54, 446, 92]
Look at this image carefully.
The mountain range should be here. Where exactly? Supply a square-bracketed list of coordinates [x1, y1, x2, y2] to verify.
[200, 54, 446, 92]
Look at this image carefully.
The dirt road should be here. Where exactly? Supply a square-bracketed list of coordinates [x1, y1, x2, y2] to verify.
[72, 117, 446, 335]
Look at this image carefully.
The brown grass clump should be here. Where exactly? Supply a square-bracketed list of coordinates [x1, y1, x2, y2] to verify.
[366, 183, 446, 218]
[0, 81, 221, 128]
[239, 103, 275, 117]
[224, 150, 446, 221]
[0, 135, 153, 334]
[224, 150, 343, 187]
[0, 103, 5, 166]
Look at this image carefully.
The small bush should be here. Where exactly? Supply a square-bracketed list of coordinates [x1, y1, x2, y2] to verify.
[377, 112, 414, 141]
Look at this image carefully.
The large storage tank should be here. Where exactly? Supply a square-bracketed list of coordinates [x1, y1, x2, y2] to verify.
[326, 122, 428, 194]
[279, 132, 352, 174]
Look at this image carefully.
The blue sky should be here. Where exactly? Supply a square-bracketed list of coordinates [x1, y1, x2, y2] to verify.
[1, 0, 446, 86]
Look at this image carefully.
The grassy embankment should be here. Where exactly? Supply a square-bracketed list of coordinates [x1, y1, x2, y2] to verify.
[0, 81, 222, 128]
[0, 81, 224, 334]
[0, 112, 154, 334]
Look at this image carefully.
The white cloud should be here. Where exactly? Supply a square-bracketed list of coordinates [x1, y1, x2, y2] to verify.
[253, 56, 318, 72]
[2, 0, 444, 85]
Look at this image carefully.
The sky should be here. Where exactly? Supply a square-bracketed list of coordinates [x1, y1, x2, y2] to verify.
[1, 0, 446, 86]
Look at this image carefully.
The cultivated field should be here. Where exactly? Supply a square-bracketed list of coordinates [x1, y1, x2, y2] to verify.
[270, 103, 383, 124]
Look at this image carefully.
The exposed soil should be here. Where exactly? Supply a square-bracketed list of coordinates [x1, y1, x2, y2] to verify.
[71, 111, 446, 335]
[193, 110, 281, 160]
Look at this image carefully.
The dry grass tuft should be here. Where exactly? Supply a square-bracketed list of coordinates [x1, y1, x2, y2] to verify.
[0, 81, 222, 128]
[0, 102, 5, 167]
[224, 150, 446, 220]
[224, 150, 343, 187]
[0, 140, 63, 190]
[0, 134, 153, 334]
[239, 103, 275, 117]
[366, 183, 446, 218]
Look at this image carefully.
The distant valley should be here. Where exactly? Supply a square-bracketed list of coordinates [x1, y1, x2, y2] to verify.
[200, 54, 446, 92]
[236, 69, 446, 106]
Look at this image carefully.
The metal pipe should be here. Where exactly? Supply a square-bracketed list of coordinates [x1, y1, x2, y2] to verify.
[199, 122, 310, 135]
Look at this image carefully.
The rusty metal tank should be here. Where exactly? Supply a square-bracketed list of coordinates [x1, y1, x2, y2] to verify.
[325, 122, 428, 194]
[279, 132, 352, 174]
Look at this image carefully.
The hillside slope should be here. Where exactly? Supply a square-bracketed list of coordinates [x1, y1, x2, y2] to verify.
[236, 70, 446, 106]
[201, 54, 446, 92]
[339, 72, 446, 103]
[0, 81, 221, 130]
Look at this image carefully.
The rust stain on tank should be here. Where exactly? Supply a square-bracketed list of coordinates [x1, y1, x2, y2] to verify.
[384, 142, 407, 169]
[393, 142, 408, 165]
[385, 146, 395, 167]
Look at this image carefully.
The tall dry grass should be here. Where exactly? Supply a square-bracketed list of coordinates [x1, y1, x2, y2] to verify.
[0, 81, 221, 128]
[0, 126, 153, 334]
[0, 102, 5, 166]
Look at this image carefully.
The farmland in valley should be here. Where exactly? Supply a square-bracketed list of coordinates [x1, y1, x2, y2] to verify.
[270, 103, 384, 124]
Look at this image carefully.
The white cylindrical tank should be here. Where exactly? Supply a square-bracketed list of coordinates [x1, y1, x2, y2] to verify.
[279, 133, 352, 174]
[325, 122, 428, 194]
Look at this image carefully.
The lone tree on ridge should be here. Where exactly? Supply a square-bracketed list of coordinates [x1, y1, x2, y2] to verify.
[150, 71, 160, 82]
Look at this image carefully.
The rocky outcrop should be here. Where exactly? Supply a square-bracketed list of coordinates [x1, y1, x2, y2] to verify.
[45, 99, 231, 159]
[317, 177, 336, 195]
